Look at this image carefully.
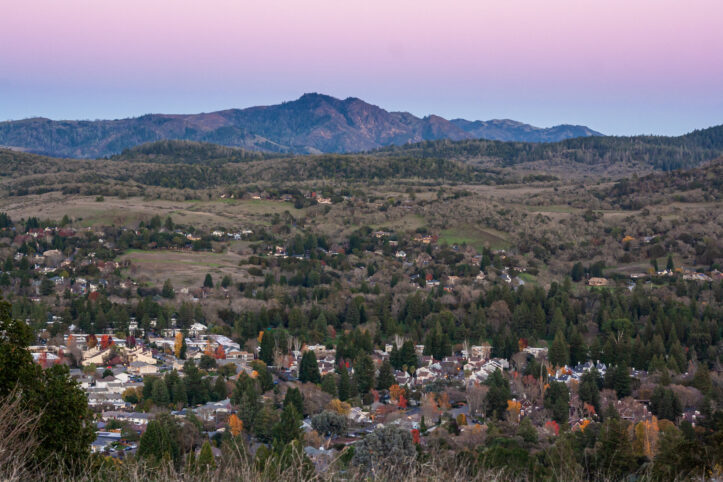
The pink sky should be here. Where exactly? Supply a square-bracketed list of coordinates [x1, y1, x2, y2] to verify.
[1, 0, 721, 134]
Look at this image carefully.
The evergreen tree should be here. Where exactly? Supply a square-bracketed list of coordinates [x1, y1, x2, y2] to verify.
[259, 330, 275, 366]
[650, 386, 682, 421]
[138, 418, 178, 465]
[354, 353, 375, 394]
[612, 364, 632, 399]
[162, 279, 175, 299]
[595, 416, 636, 478]
[337, 368, 351, 401]
[666, 254, 675, 271]
[549, 330, 569, 367]
[399, 340, 418, 370]
[484, 369, 512, 419]
[253, 404, 277, 444]
[376, 360, 395, 390]
[172, 379, 187, 407]
[197, 441, 216, 470]
[273, 404, 302, 449]
[578, 369, 601, 413]
[299, 350, 321, 384]
[212, 376, 227, 401]
[283, 387, 304, 416]
[203, 273, 214, 288]
[544, 381, 570, 424]
[321, 373, 337, 397]
[152, 377, 170, 405]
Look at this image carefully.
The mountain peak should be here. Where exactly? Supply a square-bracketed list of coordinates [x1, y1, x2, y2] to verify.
[0, 95, 603, 158]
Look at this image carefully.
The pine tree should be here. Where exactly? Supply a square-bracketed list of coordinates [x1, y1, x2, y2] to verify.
[376, 360, 395, 390]
[321, 374, 337, 397]
[213, 376, 227, 401]
[354, 354, 375, 394]
[162, 279, 175, 299]
[253, 404, 277, 444]
[299, 351, 321, 384]
[203, 273, 214, 288]
[152, 377, 170, 405]
[197, 441, 216, 470]
[612, 364, 632, 398]
[549, 330, 569, 367]
[283, 387, 304, 416]
[259, 330, 275, 366]
[337, 368, 351, 401]
[273, 404, 302, 450]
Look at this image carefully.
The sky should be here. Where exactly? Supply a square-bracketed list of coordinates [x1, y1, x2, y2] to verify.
[1, 0, 721, 135]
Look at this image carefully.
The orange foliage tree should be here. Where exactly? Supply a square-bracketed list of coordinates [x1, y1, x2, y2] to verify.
[507, 399, 522, 422]
[228, 413, 243, 436]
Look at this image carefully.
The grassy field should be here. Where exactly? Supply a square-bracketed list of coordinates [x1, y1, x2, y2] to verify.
[119, 249, 252, 288]
[438, 225, 509, 250]
[0, 194, 307, 231]
[376, 213, 427, 232]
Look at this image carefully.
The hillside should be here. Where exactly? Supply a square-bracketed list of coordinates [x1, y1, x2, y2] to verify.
[0, 93, 601, 158]
[373, 124, 723, 172]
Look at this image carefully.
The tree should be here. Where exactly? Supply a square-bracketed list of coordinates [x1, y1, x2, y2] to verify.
[666, 254, 674, 271]
[485, 369, 512, 419]
[650, 387, 682, 421]
[162, 279, 175, 299]
[31, 364, 96, 471]
[138, 418, 178, 465]
[251, 360, 274, 392]
[578, 369, 602, 413]
[259, 330, 275, 366]
[283, 387, 304, 416]
[337, 368, 351, 401]
[327, 398, 351, 416]
[376, 360, 395, 390]
[152, 377, 170, 405]
[311, 410, 348, 437]
[320, 374, 337, 397]
[595, 416, 635, 479]
[299, 351, 321, 384]
[197, 441, 216, 470]
[544, 381, 570, 424]
[228, 413, 243, 436]
[203, 273, 214, 288]
[212, 376, 228, 401]
[352, 425, 415, 471]
[253, 404, 277, 444]
[612, 364, 632, 399]
[273, 404, 302, 449]
[548, 330, 569, 368]
[0, 301, 94, 472]
[221, 275, 232, 288]
[232, 372, 259, 429]
[199, 354, 217, 370]
[354, 354, 375, 394]
[173, 332, 184, 359]
[571, 262, 585, 282]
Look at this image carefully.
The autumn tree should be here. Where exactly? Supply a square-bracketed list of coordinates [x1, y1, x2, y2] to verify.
[228, 414, 243, 436]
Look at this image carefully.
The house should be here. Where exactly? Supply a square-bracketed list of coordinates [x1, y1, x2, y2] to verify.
[189, 322, 208, 337]
[128, 361, 158, 375]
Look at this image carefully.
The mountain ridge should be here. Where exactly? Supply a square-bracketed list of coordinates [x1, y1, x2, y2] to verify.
[0, 93, 602, 158]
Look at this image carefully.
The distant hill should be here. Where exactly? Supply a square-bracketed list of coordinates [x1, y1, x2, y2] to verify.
[372, 125, 723, 172]
[0, 93, 602, 158]
[451, 119, 601, 143]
